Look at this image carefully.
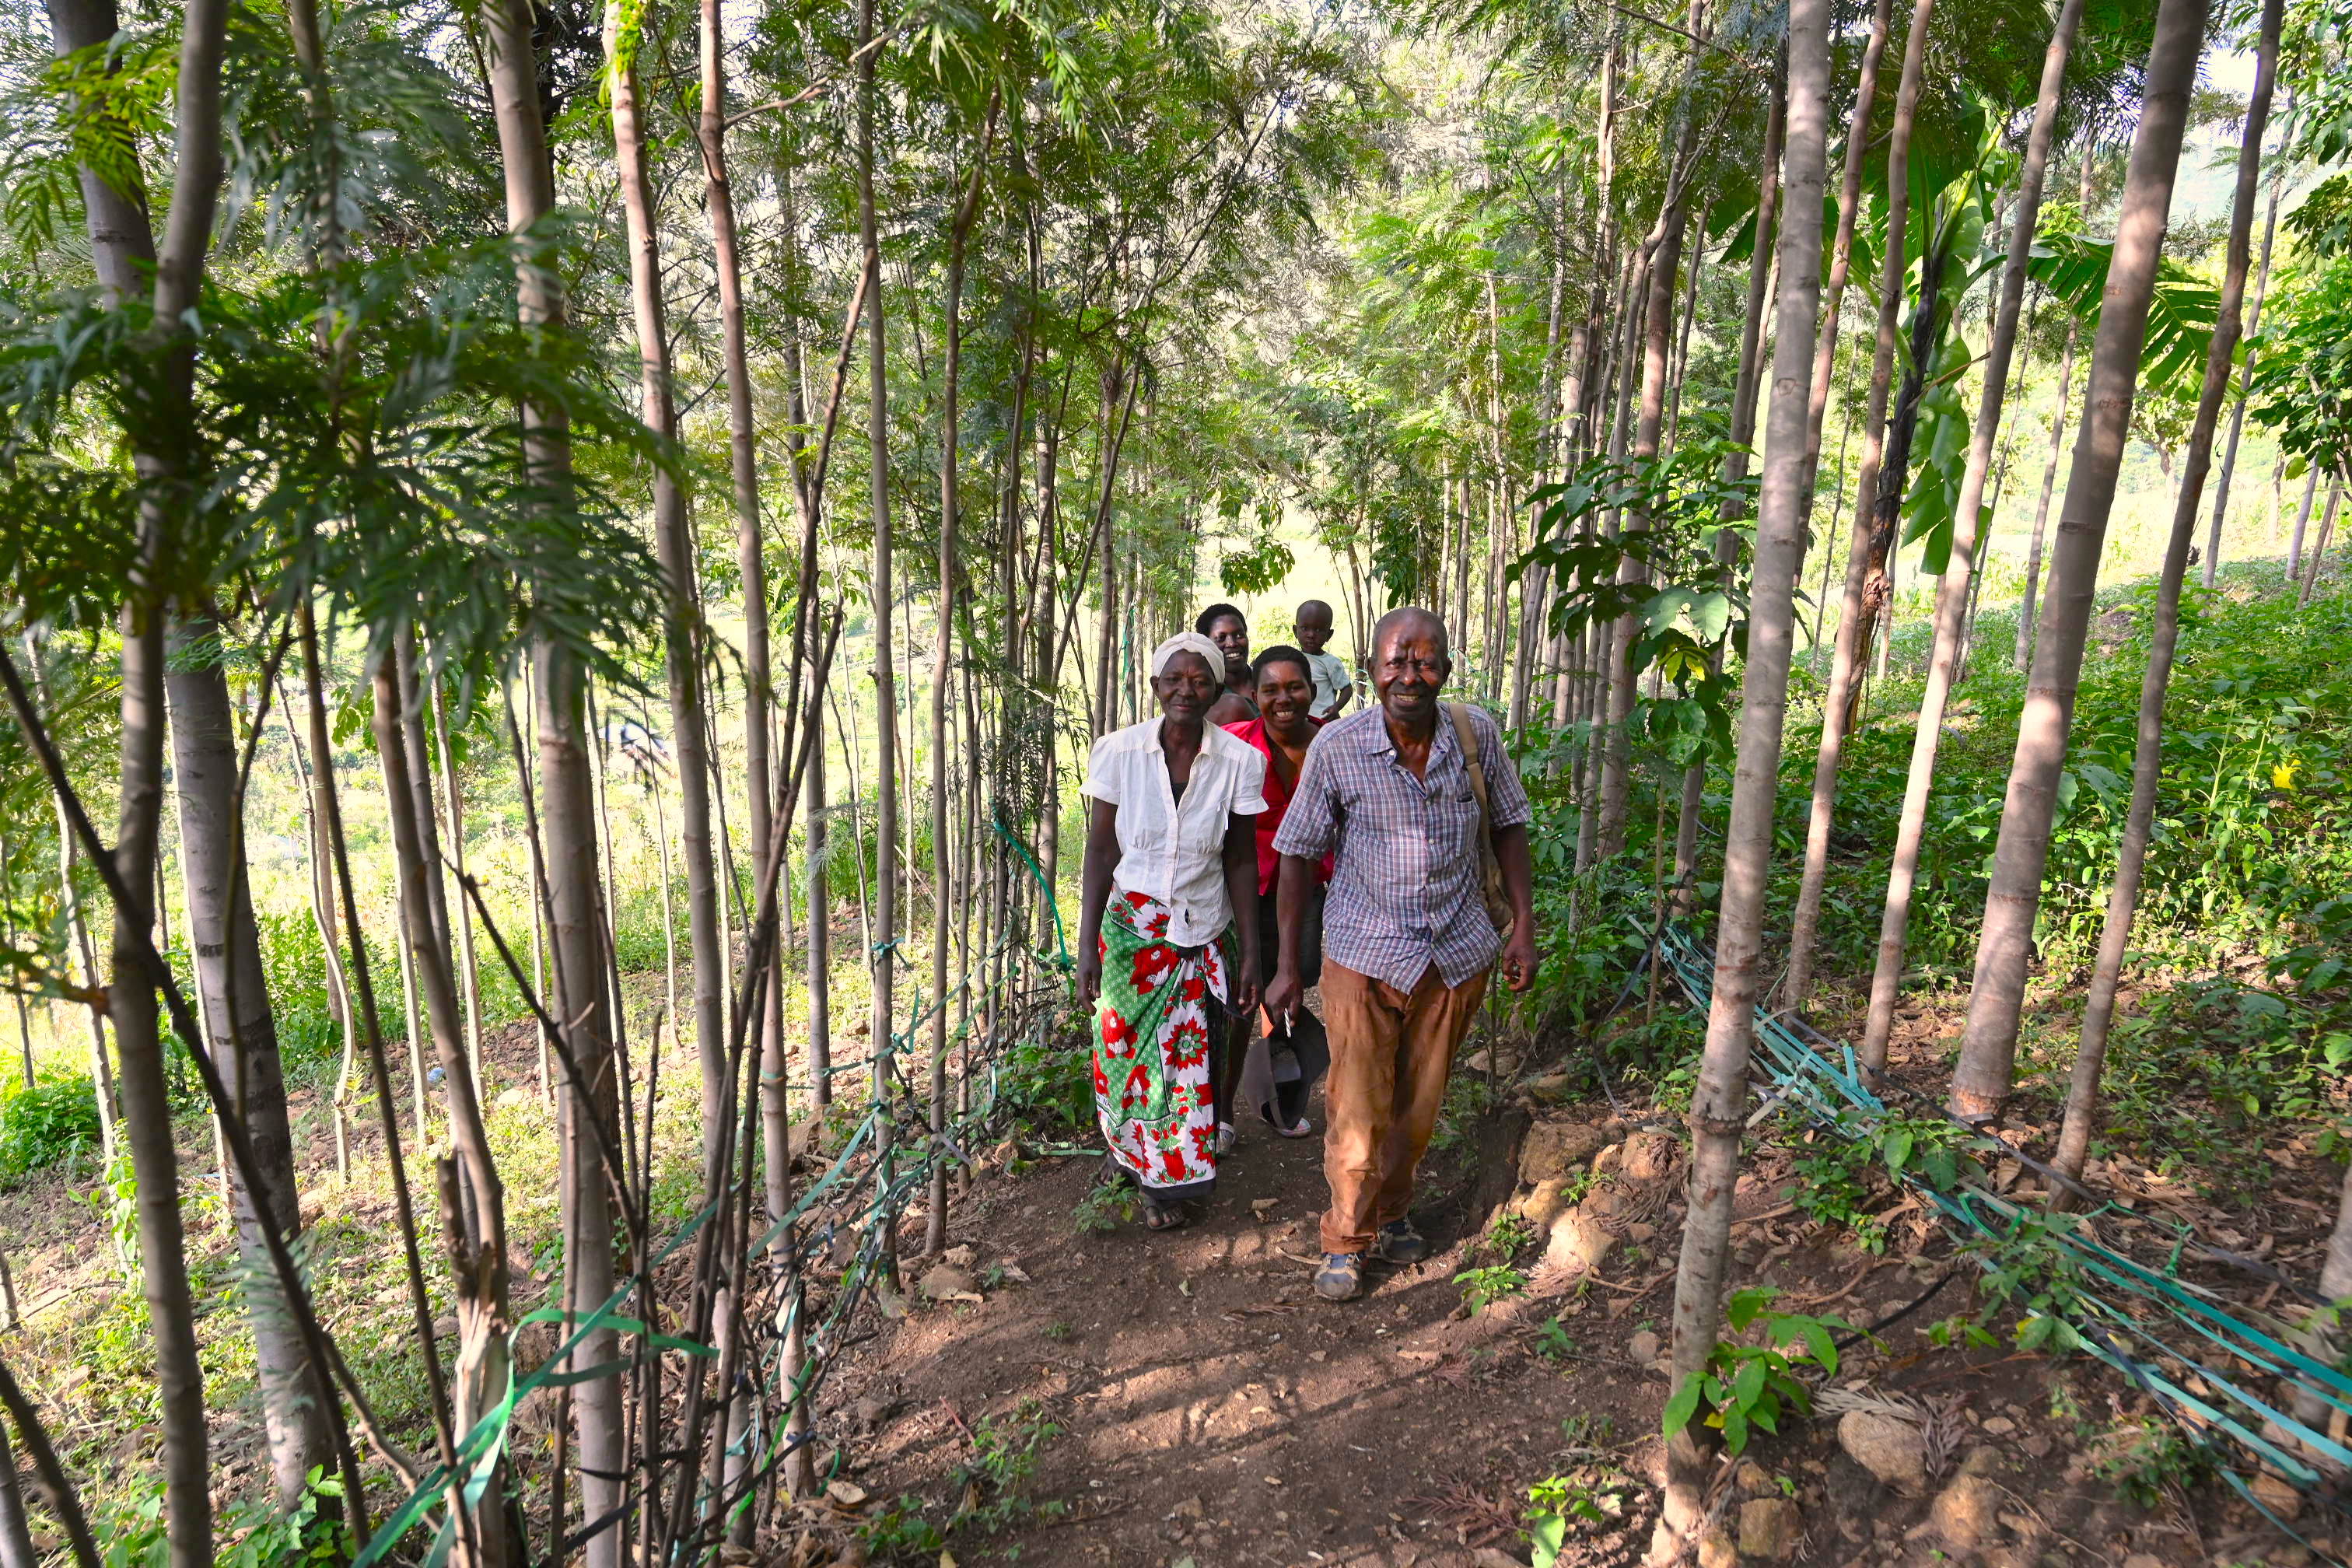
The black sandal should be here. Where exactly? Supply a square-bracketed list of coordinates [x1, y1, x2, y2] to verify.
[1143, 1198, 1190, 1231]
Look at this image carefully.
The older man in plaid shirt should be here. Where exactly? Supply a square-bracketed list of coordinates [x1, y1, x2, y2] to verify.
[1265, 606, 1538, 1302]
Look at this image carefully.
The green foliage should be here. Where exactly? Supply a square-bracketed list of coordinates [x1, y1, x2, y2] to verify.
[75, 1147, 140, 1285]
[1216, 524, 1296, 596]
[859, 1496, 947, 1562]
[2086, 1414, 2210, 1508]
[1072, 1181, 1136, 1235]
[1662, 1288, 1857, 1458]
[952, 1398, 1066, 1534]
[996, 1026, 1094, 1139]
[1960, 1211, 2092, 1357]
[2252, 252, 2352, 478]
[0, 1069, 101, 1182]
[1522, 1414, 1633, 1567]
[1483, 1211, 1537, 1260]
[1532, 1314, 1577, 1365]
[1517, 439, 1757, 770]
[254, 910, 344, 1069]
[1428, 1073, 1492, 1153]
[2025, 234, 2220, 397]
[1454, 1264, 1527, 1315]
[1789, 1111, 1986, 1252]
[1524, 1472, 1625, 1568]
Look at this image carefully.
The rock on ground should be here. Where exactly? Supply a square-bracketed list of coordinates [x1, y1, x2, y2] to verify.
[1518, 1119, 1608, 1184]
[1928, 1472, 2003, 1552]
[1542, 1206, 1613, 1276]
[1837, 1408, 1927, 1496]
[1738, 1496, 1801, 1560]
[916, 1264, 975, 1300]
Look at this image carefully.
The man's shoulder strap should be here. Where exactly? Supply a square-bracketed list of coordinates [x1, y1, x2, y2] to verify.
[1445, 702, 1491, 805]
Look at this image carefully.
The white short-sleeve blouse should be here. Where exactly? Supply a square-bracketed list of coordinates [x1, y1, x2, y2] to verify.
[1082, 717, 1269, 947]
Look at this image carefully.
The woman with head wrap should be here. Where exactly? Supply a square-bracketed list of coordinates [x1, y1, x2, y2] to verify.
[1076, 632, 1267, 1230]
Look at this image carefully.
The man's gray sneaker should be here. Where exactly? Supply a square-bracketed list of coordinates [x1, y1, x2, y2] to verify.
[1314, 1252, 1366, 1301]
[1373, 1219, 1428, 1265]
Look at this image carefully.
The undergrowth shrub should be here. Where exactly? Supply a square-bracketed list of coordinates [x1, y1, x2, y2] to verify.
[0, 1069, 101, 1181]
[257, 909, 342, 1067]
[995, 1017, 1093, 1138]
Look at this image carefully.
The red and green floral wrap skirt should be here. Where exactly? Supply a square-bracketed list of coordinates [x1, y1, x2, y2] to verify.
[1094, 890, 1234, 1200]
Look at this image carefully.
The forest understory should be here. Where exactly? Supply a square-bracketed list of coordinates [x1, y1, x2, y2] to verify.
[11, 925, 2339, 1568]
[12, 0, 2352, 1563]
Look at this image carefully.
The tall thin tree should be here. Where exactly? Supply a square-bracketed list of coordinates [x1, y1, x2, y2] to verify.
[1951, 0, 2212, 1121]
[859, 0, 904, 1292]
[1781, 0, 1933, 1013]
[1859, 0, 2084, 1073]
[930, 109, 996, 1255]
[2203, 92, 2290, 589]
[41, 0, 235, 1556]
[2056, 0, 2279, 1179]
[611, 0, 728, 1185]
[477, 0, 625, 1553]
[1660, 0, 1830, 1544]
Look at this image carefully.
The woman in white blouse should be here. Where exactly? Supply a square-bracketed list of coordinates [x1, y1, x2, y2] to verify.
[1075, 632, 1267, 1230]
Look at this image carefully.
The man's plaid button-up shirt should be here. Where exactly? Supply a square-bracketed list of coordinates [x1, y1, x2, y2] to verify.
[1269, 702, 1531, 990]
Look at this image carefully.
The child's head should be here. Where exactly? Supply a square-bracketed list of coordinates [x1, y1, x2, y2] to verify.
[1293, 599, 1334, 653]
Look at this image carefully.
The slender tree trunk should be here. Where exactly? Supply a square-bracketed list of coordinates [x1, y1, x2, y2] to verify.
[2019, 156, 2095, 671]
[858, 0, 903, 1293]
[1800, 0, 1894, 495]
[1849, 220, 1955, 709]
[44, 0, 232, 1554]
[1951, 0, 2210, 1122]
[278, 673, 359, 1114]
[111, 583, 208, 1568]
[2299, 481, 2340, 605]
[0, 836, 28, 1088]
[0, 1411, 36, 1568]
[2057, 2, 2279, 1182]
[1859, 0, 2083, 1073]
[1674, 68, 1784, 906]
[373, 651, 517, 1568]
[165, 619, 333, 1502]
[2287, 465, 2321, 580]
[930, 118, 993, 1255]
[478, 0, 622, 1552]
[61, 824, 117, 1166]
[394, 628, 453, 972]
[695, 0, 786, 1311]
[427, 668, 485, 1083]
[1598, 2, 1709, 858]
[1659, 0, 1829, 1544]
[2203, 103, 2288, 589]
[1664, 236, 1704, 450]
[611, 5, 728, 1195]
[1780, 0, 1932, 1014]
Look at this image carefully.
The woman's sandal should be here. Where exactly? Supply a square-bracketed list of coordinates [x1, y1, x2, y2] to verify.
[1143, 1199, 1190, 1231]
[1262, 1109, 1315, 1139]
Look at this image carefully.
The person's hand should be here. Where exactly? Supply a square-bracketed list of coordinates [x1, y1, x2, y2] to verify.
[1230, 960, 1262, 1019]
[1502, 919, 1538, 993]
[1264, 964, 1303, 1022]
[1076, 943, 1103, 1010]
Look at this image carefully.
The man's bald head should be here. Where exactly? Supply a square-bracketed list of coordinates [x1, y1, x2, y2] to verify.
[1371, 606, 1449, 663]
[1368, 606, 1451, 730]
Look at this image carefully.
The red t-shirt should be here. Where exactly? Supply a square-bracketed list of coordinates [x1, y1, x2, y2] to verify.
[1223, 716, 1335, 895]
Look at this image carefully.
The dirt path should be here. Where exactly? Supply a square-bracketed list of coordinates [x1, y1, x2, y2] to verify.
[831, 1105, 1654, 1568]
[810, 1073, 2335, 1568]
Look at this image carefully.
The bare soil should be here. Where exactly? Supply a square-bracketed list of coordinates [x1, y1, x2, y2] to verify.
[813, 1007, 2348, 1568]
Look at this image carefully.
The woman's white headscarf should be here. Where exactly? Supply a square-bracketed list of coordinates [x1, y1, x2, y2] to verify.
[1149, 631, 1227, 682]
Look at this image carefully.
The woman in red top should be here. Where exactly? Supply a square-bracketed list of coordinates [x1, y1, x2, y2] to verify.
[1219, 646, 1332, 1139]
